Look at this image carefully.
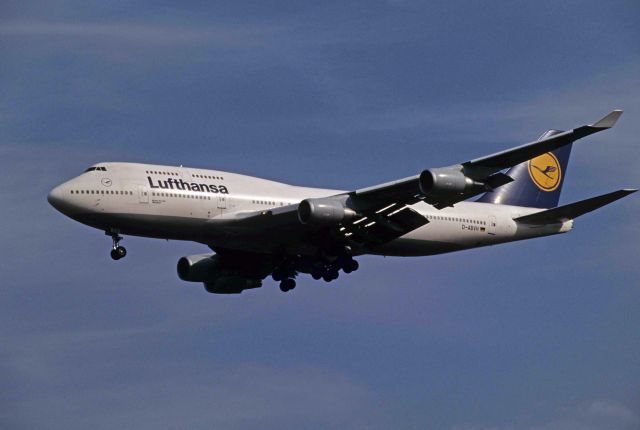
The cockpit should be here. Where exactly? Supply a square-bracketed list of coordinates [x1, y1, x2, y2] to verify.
[84, 166, 107, 172]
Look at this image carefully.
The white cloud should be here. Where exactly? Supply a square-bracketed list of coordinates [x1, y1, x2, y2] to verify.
[6, 362, 380, 430]
[0, 21, 277, 48]
[588, 399, 639, 424]
[453, 398, 639, 430]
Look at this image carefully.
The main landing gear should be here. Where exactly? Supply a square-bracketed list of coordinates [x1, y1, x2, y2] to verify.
[272, 265, 297, 292]
[279, 278, 296, 293]
[311, 256, 359, 283]
[107, 231, 127, 260]
[273, 251, 361, 292]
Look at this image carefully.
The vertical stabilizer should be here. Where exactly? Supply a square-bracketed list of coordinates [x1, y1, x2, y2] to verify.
[477, 130, 571, 208]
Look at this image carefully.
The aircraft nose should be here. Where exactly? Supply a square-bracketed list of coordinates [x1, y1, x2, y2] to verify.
[47, 185, 66, 212]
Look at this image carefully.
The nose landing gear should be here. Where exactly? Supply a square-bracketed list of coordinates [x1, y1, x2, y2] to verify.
[107, 231, 127, 260]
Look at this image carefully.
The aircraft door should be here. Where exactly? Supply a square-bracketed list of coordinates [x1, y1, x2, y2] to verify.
[487, 215, 497, 235]
[138, 185, 149, 204]
[217, 195, 227, 209]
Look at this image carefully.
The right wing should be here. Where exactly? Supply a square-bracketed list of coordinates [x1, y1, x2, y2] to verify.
[348, 110, 623, 211]
[208, 110, 625, 252]
[461, 110, 623, 178]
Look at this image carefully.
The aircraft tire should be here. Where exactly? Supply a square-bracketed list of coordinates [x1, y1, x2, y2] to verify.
[311, 268, 323, 280]
[272, 269, 284, 282]
[115, 246, 127, 259]
[279, 278, 296, 292]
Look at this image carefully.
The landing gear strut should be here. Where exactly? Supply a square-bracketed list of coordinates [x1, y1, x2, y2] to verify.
[107, 231, 127, 260]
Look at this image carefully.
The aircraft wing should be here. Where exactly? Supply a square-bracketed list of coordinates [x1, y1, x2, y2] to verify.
[348, 110, 622, 210]
[209, 200, 429, 252]
[209, 110, 622, 252]
[461, 110, 623, 178]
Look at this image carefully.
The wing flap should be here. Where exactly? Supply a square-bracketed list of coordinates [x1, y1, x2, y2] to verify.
[343, 205, 428, 248]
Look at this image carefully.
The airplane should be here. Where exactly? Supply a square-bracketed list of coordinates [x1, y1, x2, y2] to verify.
[48, 110, 636, 294]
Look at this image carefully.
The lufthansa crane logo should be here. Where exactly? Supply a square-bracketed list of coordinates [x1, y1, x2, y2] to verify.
[528, 152, 561, 192]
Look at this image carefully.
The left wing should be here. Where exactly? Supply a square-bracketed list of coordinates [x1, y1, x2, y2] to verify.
[208, 199, 429, 253]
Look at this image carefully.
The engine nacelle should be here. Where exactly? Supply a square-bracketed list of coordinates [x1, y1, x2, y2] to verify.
[297, 198, 357, 225]
[177, 254, 263, 294]
[177, 253, 221, 283]
[204, 277, 262, 294]
[419, 167, 482, 197]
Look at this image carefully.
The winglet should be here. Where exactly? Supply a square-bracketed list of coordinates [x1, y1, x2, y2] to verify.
[591, 109, 623, 128]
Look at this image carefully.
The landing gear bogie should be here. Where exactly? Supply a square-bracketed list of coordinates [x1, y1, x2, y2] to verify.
[343, 259, 359, 273]
[322, 268, 339, 282]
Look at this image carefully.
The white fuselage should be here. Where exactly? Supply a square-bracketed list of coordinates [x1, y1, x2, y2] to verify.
[48, 162, 572, 257]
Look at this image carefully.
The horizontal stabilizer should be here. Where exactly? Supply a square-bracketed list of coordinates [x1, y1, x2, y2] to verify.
[514, 189, 637, 225]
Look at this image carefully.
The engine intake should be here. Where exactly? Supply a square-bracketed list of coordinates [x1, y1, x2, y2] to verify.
[177, 253, 221, 283]
[297, 198, 357, 225]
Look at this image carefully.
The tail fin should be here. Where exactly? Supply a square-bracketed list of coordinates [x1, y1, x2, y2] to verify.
[477, 130, 572, 208]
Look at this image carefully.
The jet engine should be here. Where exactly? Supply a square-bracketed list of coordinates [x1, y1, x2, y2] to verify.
[177, 253, 221, 283]
[177, 253, 262, 294]
[418, 167, 484, 198]
[297, 198, 357, 225]
[204, 277, 262, 294]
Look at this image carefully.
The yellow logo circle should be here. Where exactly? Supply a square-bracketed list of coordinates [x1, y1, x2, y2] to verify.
[528, 152, 561, 192]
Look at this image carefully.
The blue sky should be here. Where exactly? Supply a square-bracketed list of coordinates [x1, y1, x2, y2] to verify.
[1, 1, 639, 429]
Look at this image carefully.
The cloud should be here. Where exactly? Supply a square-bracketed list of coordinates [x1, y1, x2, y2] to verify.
[588, 399, 639, 424]
[0, 21, 277, 48]
[4, 360, 380, 430]
[2, 3, 639, 430]
[453, 398, 639, 430]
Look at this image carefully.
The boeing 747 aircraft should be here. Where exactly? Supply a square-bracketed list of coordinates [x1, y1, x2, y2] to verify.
[48, 110, 636, 293]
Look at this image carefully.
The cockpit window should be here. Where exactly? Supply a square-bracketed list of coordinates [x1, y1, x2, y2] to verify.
[84, 167, 107, 172]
